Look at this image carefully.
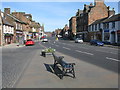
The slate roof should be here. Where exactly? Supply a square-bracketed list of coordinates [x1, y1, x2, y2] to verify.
[102, 14, 120, 23]
[90, 17, 108, 25]
[2, 17, 14, 26]
[90, 13, 120, 25]
[7, 13, 26, 24]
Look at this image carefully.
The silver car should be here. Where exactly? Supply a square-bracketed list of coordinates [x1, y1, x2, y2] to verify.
[75, 38, 83, 43]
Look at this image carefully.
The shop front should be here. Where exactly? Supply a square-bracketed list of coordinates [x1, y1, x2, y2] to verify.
[16, 30, 24, 44]
[4, 33, 14, 44]
[117, 30, 120, 44]
[104, 29, 110, 42]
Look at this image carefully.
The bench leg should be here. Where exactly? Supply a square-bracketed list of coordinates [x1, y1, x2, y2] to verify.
[60, 68, 65, 79]
[71, 65, 76, 78]
[42, 52, 46, 57]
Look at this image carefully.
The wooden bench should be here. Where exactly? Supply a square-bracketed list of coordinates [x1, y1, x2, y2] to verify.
[52, 53, 76, 79]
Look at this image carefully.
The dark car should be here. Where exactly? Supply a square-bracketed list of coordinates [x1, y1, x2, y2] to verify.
[90, 40, 104, 46]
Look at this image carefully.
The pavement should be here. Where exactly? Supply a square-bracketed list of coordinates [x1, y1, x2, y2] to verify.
[1, 43, 25, 49]
[13, 44, 118, 88]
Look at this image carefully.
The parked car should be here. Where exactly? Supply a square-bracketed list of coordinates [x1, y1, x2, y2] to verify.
[25, 39, 35, 46]
[42, 38, 48, 42]
[90, 40, 104, 46]
[75, 38, 83, 43]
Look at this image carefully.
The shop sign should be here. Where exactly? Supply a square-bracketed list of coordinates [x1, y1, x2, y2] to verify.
[104, 29, 109, 32]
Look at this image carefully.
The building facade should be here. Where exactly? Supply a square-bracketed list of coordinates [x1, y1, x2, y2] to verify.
[88, 14, 120, 44]
[69, 16, 77, 39]
[76, 0, 115, 41]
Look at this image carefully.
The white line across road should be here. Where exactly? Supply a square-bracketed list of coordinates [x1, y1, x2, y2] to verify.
[75, 50, 94, 56]
[106, 57, 120, 62]
[63, 47, 71, 50]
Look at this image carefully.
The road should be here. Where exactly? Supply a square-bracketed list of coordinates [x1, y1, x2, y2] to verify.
[41, 37, 119, 73]
[2, 43, 43, 88]
[2, 37, 119, 88]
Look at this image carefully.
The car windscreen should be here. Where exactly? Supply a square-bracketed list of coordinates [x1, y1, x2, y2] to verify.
[27, 39, 32, 41]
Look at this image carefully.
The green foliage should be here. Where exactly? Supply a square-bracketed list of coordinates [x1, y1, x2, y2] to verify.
[42, 47, 55, 53]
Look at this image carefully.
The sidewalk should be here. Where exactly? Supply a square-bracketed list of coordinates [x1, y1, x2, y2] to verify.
[15, 48, 118, 88]
[1, 43, 25, 48]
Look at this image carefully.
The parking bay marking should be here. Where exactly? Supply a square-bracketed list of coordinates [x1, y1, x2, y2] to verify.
[106, 57, 120, 62]
[75, 50, 94, 56]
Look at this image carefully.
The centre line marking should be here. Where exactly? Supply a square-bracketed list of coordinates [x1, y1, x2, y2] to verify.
[63, 47, 71, 50]
[106, 57, 120, 62]
[75, 50, 94, 55]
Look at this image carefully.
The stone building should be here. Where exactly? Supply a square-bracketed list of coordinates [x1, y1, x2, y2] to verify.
[76, 0, 115, 41]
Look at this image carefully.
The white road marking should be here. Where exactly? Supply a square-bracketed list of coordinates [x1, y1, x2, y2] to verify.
[55, 45, 59, 47]
[63, 47, 71, 50]
[75, 50, 94, 55]
[106, 57, 120, 62]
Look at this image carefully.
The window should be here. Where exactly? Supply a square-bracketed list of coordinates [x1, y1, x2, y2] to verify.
[99, 23, 101, 29]
[112, 22, 115, 29]
[103, 23, 109, 29]
[107, 23, 109, 29]
[95, 24, 97, 30]
[92, 25, 94, 31]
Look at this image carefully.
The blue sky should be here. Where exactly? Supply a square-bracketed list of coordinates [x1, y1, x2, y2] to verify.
[1, 2, 119, 32]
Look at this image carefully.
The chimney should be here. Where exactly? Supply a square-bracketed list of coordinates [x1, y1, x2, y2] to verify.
[108, 8, 115, 17]
[94, 0, 104, 6]
[4, 8, 10, 14]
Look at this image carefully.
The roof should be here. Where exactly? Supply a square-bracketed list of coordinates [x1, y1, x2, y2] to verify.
[2, 17, 14, 26]
[103, 14, 120, 23]
[90, 14, 120, 25]
[6, 13, 26, 24]
[90, 17, 108, 25]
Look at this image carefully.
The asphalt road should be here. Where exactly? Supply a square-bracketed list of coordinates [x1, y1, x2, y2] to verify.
[2, 38, 119, 88]
[2, 43, 44, 88]
[40, 37, 119, 73]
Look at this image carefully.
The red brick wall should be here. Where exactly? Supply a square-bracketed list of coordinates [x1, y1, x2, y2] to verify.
[88, 2, 108, 25]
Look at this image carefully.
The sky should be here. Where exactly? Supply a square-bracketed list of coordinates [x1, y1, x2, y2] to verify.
[1, 1, 119, 32]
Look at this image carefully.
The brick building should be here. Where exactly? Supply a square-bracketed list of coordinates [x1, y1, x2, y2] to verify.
[76, 0, 115, 41]
[4, 8, 26, 44]
[62, 24, 69, 39]
[69, 16, 77, 39]
[12, 11, 32, 40]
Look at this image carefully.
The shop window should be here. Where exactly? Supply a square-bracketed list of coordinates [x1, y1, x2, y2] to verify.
[104, 32, 110, 41]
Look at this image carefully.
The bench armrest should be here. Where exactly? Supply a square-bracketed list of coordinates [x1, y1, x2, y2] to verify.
[59, 56, 64, 59]
[67, 63, 75, 65]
